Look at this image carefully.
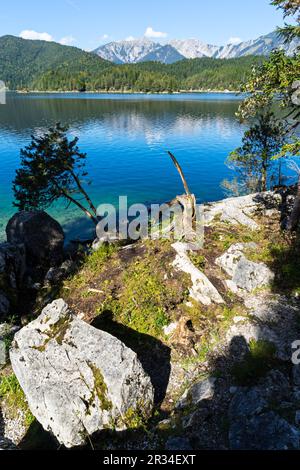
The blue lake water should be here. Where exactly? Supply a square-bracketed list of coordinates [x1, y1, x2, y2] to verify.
[0, 92, 246, 241]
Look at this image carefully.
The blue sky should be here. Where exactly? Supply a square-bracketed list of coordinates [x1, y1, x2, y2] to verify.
[0, 0, 286, 50]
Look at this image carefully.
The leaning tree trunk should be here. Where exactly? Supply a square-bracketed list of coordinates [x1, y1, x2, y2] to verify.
[287, 174, 300, 231]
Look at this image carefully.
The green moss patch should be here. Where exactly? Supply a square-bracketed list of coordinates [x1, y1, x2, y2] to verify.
[231, 339, 277, 386]
[0, 373, 34, 427]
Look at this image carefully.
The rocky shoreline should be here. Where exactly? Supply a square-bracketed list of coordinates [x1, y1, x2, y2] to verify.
[1, 188, 300, 450]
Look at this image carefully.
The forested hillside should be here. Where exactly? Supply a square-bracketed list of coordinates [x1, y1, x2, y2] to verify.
[0, 35, 265, 92]
[0, 35, 112, 90]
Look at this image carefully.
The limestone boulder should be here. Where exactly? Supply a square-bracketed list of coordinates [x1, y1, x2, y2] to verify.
[10, 299, 154, 448]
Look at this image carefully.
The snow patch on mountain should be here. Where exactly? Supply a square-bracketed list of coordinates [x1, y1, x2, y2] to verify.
[94, 31, 299, 64]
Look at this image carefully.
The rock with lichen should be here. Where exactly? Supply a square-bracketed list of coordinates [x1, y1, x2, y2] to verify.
[10, 299, 154, 448]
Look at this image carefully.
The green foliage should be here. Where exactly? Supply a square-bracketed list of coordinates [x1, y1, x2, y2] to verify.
[225, 111, 286, 195]
[0, 374, 34, 427]
[13, 123, 97, 223]
[189, 252, 206, 270]
[109, 259, 171, 336]
[271, 0, 300, 41]
[68, 244, 117, 288]
[231, 339, 277, 385]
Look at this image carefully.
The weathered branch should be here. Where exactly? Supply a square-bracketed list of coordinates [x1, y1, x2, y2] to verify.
[167, 151, 192, 196]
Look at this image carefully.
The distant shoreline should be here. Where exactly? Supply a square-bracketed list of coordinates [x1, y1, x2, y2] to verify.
[13, 89, 242, 95]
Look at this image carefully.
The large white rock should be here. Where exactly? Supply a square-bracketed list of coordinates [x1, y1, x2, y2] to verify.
[216, 243, 274, 293]
[10, 300, 154, 448]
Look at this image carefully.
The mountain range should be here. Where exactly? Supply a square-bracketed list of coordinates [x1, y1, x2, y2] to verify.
[0, 33, 294, 92]
[94, 31, 299, 64]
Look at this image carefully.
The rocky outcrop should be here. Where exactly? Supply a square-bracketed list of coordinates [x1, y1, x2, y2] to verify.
[204, 191, 282, 229]
[10, 299, 154, 448]
[6, 211, 64, 269]
[172, 242, 224, 305]
[216, 243, 274, 293]
[229, 383, 300, 450]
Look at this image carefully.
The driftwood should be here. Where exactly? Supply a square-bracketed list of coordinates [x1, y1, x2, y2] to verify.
[167, 151, 196, 223]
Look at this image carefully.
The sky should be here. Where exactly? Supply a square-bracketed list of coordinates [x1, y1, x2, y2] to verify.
[0, 0, 286, 50]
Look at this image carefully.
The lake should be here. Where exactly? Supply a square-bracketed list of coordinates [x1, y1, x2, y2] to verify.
[0, 92, 245, 241]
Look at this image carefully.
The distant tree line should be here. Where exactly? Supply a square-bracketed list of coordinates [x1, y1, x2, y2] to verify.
[31, 57, 265, 93]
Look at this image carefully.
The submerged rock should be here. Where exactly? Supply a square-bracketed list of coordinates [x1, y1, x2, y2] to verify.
[10, 299, 154, 448]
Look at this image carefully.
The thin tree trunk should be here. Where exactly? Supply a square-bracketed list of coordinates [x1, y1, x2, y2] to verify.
[167, 151, 191, 196]
[287, 174, 300, 231]
[54, 181, 98, 225]
[261, 166, 267, 192]
[69, 170, 97, 215]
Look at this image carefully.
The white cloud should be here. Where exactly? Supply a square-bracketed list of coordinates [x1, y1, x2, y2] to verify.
[19, 30, 54, 41]
[227, 36, 242, 45]
[144, 27, 167, 39]
[101, 34, 109, 40]
[125, 36, 135, 41]
[60, 35, 76, 46]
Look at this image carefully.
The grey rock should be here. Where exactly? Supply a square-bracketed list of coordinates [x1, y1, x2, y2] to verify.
[216, 243, 274, 293]
[0, 292, 10, 319]
[0, 323, 20, 367]
[229, 388, 267, 421]
[229, 411, 300, 450]
[177, 377, 216, 409]
[189, 378, 216, 404]
[293, 388, 300, 401]
[44, 260, 75, 285]
[6, 211, 64, 268]
[293, 365, 300, 386]
[165, 437, 193, 451]
[233, 257, 274, 292]
[216, 243, 257, 278]
[204, 193, 260, 229]
[0, 242, 26, 319]
[0, 339, 5, 367]
[10, 299, 154, 448]
[182, 408, 210, 429]
[295, 411, 300, 426]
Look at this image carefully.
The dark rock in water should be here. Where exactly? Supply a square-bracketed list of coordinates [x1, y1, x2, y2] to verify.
[165, 437, 193, 451]
[229, 411, 300, 450]
[6, 211, 64, 269]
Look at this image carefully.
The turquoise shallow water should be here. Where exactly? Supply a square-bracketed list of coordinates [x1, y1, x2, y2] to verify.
[0, 92, 245, 241]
